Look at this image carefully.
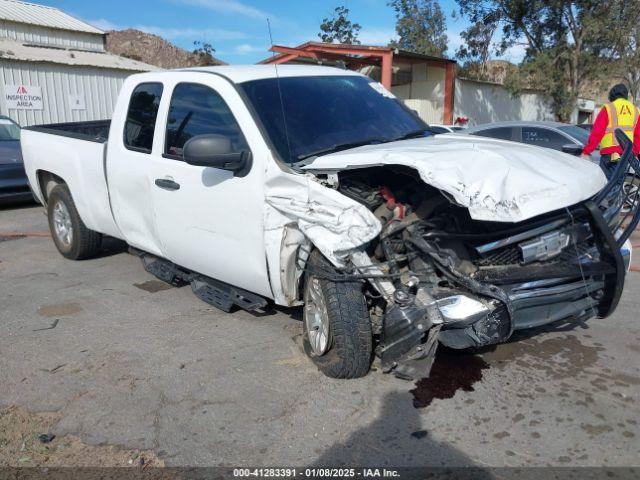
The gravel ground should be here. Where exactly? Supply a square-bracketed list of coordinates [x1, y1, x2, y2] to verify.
[1, 204, 639, 468]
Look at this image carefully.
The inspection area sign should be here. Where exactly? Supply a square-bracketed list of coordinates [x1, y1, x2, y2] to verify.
[4, 84, 43, 110]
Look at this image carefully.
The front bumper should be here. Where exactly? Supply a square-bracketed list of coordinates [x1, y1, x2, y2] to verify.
[440, 201, 627, 349]
[379, 202, 629, 376]
[378, 129, 638, 379]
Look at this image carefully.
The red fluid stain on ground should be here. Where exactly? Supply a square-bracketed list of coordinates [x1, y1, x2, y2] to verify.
[410, 350, 490, 408]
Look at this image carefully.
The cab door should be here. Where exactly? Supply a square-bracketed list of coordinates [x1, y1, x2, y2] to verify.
[107, 81, 166, 256]
[148, 74, 272, 298]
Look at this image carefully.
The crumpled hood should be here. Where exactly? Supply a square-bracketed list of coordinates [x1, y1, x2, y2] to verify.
[302, 134, 607, 222]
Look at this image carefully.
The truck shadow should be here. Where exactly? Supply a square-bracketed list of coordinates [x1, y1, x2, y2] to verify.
[310, 391, 494, 476]
[97, 236, 129, 258]
[0, 199, 39, 211]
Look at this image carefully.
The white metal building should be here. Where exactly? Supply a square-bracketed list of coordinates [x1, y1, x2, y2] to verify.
[454, 77, 556, 126]
[0, 0, 156, 126]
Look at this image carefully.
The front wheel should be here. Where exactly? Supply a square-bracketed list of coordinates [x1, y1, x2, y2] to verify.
[302, 250, 373, 378]
[47, 184, 102, 260]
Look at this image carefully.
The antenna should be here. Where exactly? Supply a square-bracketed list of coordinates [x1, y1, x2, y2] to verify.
[267, 18, 292, 163]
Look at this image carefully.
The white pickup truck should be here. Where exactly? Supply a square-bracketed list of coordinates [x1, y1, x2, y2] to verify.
[22, 66, 635, 380]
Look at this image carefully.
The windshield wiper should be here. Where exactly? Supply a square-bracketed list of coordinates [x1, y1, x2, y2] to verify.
[391, 128, 431, 142]
[296, 138, 387, 161]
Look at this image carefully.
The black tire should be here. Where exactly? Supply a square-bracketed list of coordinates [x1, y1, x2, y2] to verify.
[47, 184, 102, 260]
[302, 250, 373, 378]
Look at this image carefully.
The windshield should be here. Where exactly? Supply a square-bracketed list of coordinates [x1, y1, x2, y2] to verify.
[558, 125, 589, 145]
[0, 118, 20, 141]
[240, 75, 428, 163]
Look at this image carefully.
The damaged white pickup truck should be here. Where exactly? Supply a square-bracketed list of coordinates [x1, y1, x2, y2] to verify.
[22, 66, 637, 380]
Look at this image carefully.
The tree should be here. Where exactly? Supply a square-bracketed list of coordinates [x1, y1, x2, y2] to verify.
[192, 41, 218, 66]
[609, 0, 640, 103]
[388, 0, 448, 57]
[318, 6, 361, 44]
[619, 22, 640, 104]
[455, 0, 616, 121]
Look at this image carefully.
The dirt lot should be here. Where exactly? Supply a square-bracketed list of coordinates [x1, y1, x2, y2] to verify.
[1, 204, 640, 468]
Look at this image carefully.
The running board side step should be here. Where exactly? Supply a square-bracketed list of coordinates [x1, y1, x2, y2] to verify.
[129, 247, 268, 313]
[129, 247, 192, 286]
[191, 276, 267, 313]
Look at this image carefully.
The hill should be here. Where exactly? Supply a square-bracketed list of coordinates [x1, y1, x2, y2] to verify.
[105, 29, 226, 69]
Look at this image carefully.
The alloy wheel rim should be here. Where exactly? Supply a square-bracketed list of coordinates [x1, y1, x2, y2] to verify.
[305, 277, 330, 356]
[53, 200, 73, 247]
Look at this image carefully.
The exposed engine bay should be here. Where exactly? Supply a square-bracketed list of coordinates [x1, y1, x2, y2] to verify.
[306, 164, 631, 380]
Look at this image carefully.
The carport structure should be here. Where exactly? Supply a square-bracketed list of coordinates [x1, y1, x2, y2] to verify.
[260, 42, 456, 124]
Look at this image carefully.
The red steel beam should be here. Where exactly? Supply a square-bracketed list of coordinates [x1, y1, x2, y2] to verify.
[380, 51, 393, 90]
[443, 62, 455, 125]
[265, 53, 300, 65]
[304, 44, 391, 56]
[267, 44, 385, 67]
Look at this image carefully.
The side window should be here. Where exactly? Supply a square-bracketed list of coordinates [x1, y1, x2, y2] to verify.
[472, 127, 514, 141]
[124, 83, 163, 153]
[164, 83, 248, 158]
[522, 127, 568, 150]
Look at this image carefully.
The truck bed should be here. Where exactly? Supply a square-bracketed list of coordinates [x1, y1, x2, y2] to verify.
[21, 121, 121, 239]
[25, 120, 111, 143]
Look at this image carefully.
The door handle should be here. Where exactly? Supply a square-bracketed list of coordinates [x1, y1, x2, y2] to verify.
[155, 178, 180, 191]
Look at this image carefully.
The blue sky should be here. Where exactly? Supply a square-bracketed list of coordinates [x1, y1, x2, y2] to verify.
[39, 0, 523, 64]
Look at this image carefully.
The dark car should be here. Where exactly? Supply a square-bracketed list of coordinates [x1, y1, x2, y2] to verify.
[464, 121, 599, 163]
[0, 116, 33, 204]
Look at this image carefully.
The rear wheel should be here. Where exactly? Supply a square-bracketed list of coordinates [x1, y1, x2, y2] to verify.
[47, 184, 102, 260]
[302, 250, 373, 378]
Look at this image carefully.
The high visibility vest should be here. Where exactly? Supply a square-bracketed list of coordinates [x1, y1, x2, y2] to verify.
[600, 98, 639, 151]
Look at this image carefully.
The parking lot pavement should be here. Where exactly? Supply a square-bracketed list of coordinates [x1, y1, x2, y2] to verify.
[1, 204, 640, 468]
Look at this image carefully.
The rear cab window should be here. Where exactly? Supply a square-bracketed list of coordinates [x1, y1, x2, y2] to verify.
[164, 82, 248, 159]
[124, 83, 164, 153]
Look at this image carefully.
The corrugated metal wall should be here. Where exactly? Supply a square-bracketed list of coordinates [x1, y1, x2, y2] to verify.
[402, 99, 441, 124]
[0, 20, 104, 51]
[455, 78, 555, 125]
[392, 64, 446, 124]
[0, 60, 130, 126]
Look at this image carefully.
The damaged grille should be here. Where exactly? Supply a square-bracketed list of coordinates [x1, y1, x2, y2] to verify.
[476, 246, 521, 266]
[475, 237, 596, 267]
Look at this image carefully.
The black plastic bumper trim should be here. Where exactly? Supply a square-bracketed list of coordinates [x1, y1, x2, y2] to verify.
[583, 201, 625, 317]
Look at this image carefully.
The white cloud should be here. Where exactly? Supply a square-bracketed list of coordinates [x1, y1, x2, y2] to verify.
[358, 27, 398, 46]
[87, 19, 248, 41]
[172, 0, 270, 20]
[215, 43, 267, 57]
[501, 43, 527, 63]
[233, 43, 266, 55]
[136, 25, 249, 41]
[88, 18, 121, 31]
[447, 31, 464, 55]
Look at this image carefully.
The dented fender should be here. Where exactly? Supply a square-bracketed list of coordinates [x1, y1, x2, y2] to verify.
[263, 164, 381, 305]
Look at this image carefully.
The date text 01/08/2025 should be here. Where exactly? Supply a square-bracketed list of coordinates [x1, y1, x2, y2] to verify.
[233, 468, 400, 478]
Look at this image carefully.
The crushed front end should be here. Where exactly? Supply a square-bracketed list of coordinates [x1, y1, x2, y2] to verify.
[325, 147, 637, 380]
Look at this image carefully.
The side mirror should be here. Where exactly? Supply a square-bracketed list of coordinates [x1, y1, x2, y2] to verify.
[183, 134, 251, 176]
[561, 143, 584, 156]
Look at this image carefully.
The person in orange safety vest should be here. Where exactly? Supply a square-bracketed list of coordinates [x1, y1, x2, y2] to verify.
[582, 84, 640, 179]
